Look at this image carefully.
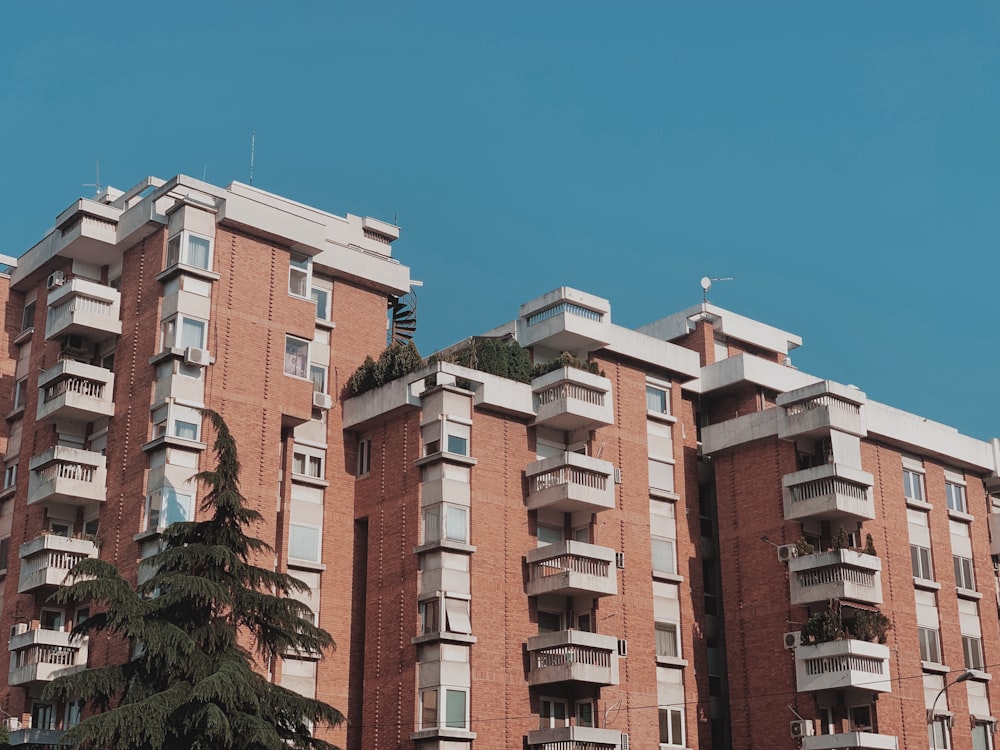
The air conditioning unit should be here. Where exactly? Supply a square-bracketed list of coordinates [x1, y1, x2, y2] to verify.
[617, 639, 628, 657]
[790, 719, 815, 738]
[613, 467, 623, 484]
[184, 347, 210, 367]
[312, 392, 332, 410]
[9, 623, 27, 639]
[777, 544, 799, 563]
[784, 631, 802, 650]
[615, 552, 625, 569]
[47, 271, 65, 289]
[63, 333, 87, 353]
[2, 717, 20, 731]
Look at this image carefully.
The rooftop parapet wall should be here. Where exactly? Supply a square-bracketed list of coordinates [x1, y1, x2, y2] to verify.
[639, 302, 803, 357]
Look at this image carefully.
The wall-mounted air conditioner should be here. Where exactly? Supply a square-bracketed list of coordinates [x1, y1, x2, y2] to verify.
[784, 631, 802, 650]
[184, 348, 210, 367]
[47, 271, 65, 289]
[790, 719, 815, 738]
[777, 544, 798, 563]
[312, 392, 332, 410]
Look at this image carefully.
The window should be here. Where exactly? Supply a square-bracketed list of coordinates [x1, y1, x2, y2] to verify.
[651, 536, 676, 576]
[309, 364, 327, 394]
[929, 715, 951, 749]
[284, 336, 309, 379]
[356, 438, 371, 477]
[659, 707, 684, 746]
[656, 622, 679, 658]
[424, 504, 468, 545]
[12, 378, 26, 410]
[161, 314, 207, 350]
[537, 525, 563, 546]
[166, 231, 213, 270]
[964, 635, 985, 670]
[289, 253, 311, 298]
[955, 556, 976, 590]
[311, 287, 330, 321]
[649, 459, 675, 493]
[152, 404, 202, 442]
[576, 701, 594, 728]
[419, 599, 439, 635]
[145, 488, 194, 530]
[447, 433, 468, 455]
[646, 384, 670, 415]
[973, 722, 994, 750]
[946, 482, 967, 513]
[848, 705, 872, 732]
[444, 598, 472, 634]
[288, 523, 321, 563]
[903, 469, 925, 502]
[540, 698, 569, 728]
[292, 451, 323, 479]
[538, 610, 563, 633]
[3, 464, 16, 490]
[918, 626, 941, 663]
[444, 689, 467, 729]
[40, 610, 63, 631]
[21, 301, 35, 332]
[65, 699, 82, 728]
[422, 419, 470, 457]
[31, 703, 55, 732]
[419, 689, 437, 729]
[911, 544, 933, 580]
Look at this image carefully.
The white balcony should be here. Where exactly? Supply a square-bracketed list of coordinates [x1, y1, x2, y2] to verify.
[783, 464, 875, 523]
[789, 550, 883, 606]
[525, 453, 615, 514]
[27, 446, 107, 507]
[794, 639, 891, 694]
[532, 368, 614, 432]
[518, 288, 611, 353]
[526, 727, 626, 749]
[55, 199, 119, 264]
[777, 381, 867, 440]
[526, 630, 619, 687]
[36, 360, 115, 424]
[526, 541, 618, 598]
[44, 278, 122, 343]
[8, 628, 88, 686]
[8, 727, 66, 747]
[18, 534, 98, 593]
[802, 732, 898, 750]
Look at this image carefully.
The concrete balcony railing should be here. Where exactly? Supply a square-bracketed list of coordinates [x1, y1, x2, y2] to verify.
[526, 727, 627, 750]
[27, 446, 107, 507]
[532, 368, 614, 432]
[777, 381, 867, 440]
[525, 453, 615, 514]
[36, 360, 115, 424]
[794, 639, 891, 694]
[526, 541, 618, 598]
[18, 534, 98, 593]
[783, 464, 875, 523]
[802, 732, 898, 750]
[8, 727, 66, 747]
[518, 288, 611, 353]
[8, 629, 88, 686]
[526, 630, 620, 687]
[56, 200, 118, 264]
[44, 278, 122, 343]
[789, 550, 883, 606]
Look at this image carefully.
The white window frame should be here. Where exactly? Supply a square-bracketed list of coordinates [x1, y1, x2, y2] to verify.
[918, 626, 941, 664]
[422, 503, 469, 545]
[12, 377, 26, 411]
[145, 487, 194, 531]
[903, 468, 925, 503]
[954, 555, 976, 591]
[152, 403, 203, 442]
[418, 687, 469, 731]
[288, 253, 311, 299]
[929, 715, 951, 749]
[284, 335, 310, 379]
[656, 621, 680, 659]
[652, 536, 676, 576]
[911, 543, 933, 581]
[161, 313, 207, 351]
[309, 364, 327, 394]
[946, 481, 967, 513]
[659, 706, 684, 747]
[292, 447, 324, 480]
[3, 464, 16, 490]
[356, 437, 372, 477]
[645, 379, 671, 416]
[964, 635, 985, 670]
[540, 697, 569, 728]
[288, 522, 321, 564]
[311, 286, 330, 322]
[166, 230, 213, 271]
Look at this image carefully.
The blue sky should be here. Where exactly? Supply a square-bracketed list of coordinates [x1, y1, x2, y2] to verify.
[2, 2, 998, 440]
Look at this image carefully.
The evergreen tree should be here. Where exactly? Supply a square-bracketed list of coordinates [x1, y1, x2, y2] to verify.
[43, 410, 344, 750]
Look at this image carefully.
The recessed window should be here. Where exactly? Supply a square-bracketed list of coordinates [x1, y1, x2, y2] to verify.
[954, 555, 976, 590]
[649, 458, 675, 493]
[166, 231, 213, 270]
[356, 438, 372, 477]
[444, 689, 468, 729]
[152, 403, 202, 442]
[911, 544, 933, 580]
[422, 504, 468, 545]
[918, 626, 941, 663]
[656, 622, 679, 658]
[310, 364, 327, 394]
[963, 635, 985, 670]
[284, 336, 309, 379]
[12, 378, 26, 411]
[292, 451, 323, 479]
[419, 599, 439, 635]
[659, 707, 684, 746]
[646, 384, 670, 415]
[540, 698, 569, 729]
[2, 464, 15, 489]
[536, 525, 563, 547]
[537, 610, 563, 633]
[311, 286, 330, 321]
[576, 701, 594, 728]
[903, 469, 925, 503]
[289, 253, 311, 298]
[21, 301, 35, 332]
[161, 314, 207, 350]
[651, 536, 676, 575]
[419, 689, 438, 730]
[145, 488, 194, 530]
[289, 523, 321, 563]
[946, 482, 967, 513]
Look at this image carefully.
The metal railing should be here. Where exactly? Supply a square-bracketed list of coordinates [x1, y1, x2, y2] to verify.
[527, 303, 603, 327]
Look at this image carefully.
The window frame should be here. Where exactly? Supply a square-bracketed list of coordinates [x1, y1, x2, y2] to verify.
[12, 377, 26, 411]
[3, 464, 16, 490]
[659, 706, 684, 747]
[540, 697, 569, 729]
[161, 313, 208, 351]
[283, 335, 310, 380]
[964, 635, 985, 670]
[152, 403, 203, 442]
[903, 468, 925, 503]
[946, 481, 967, 513]
[422, 503, 469, 545]
[166, 230, 214, 271]
[918, 625, 942, 664]
[954, 555, 976, 591]
[911, 543, 934, 581]
[651, 536, 676, 577]
[292, 447, 324, 480]
[288, 522, 322, 564]
[311, 286, 330, 322]
[21, 301, 35, 332]
[356, 437, 372, 477]
[656, 621, 680, 659]
[144, 487, 194, 531]
[310, 364, 327, 394]
[288, 252, 311, 299]
[645, 382, 671, 416]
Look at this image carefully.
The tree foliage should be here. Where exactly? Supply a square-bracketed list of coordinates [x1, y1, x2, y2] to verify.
[43, 410, 343, 750]
[348, 341, 423, 395]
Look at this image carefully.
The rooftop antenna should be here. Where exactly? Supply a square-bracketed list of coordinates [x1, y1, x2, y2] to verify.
[249, 131, 256, 186]
[700, 275, 734, 303]
[83, 161, 102, 198]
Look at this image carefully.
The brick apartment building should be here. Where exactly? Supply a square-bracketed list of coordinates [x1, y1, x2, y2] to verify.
[0, 176, 997, 750]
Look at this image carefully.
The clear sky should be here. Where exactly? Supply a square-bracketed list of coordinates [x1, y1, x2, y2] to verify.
[2, 2, 997, 441]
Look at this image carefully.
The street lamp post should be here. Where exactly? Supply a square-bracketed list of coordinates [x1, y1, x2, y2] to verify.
[928, 669, 976, 750]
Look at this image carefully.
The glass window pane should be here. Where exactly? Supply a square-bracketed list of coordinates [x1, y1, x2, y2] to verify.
[186, 235, 211, 269]
[646, 385, 668, 414]
[652, 537, 675, 574]
[180, 318, 205, 349]
[289, 524, 320, 562]
[420, 689, 437, 729]
[284, 337, 308, 378]
[310, 365, 326, 393]
[445, 505, 467, 543]
[173, 420, 199, 441]
[447, 434, 468, 455]
[311, 288, 329, 320]
[444, 690, 466, 728]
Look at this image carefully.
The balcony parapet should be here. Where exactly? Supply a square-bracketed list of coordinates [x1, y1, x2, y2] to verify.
[18, 534, 98, 593]
[802, 732, 898, 749]
[518, 287, 611, 354]
[27, 446, 107, 506]
[526, 630, 619, 687]
[526, 727, 626, 749]
[783, 464, 875, 523]
[9, 727, 66, 747]
[531, 367, 614, 431]
[44, 278, 122, 342]
[789, 550, 883, 606]
[36, 360, 115, 424]
[794, 639, 891, 694]
[526, 541, 617, 598]
[778, 380, 867, 439]
[8, 628, 89, 686]
[525, 452, 615, 514]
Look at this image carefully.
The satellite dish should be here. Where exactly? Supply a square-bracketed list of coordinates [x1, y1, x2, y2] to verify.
[700, 277, 712, 292]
